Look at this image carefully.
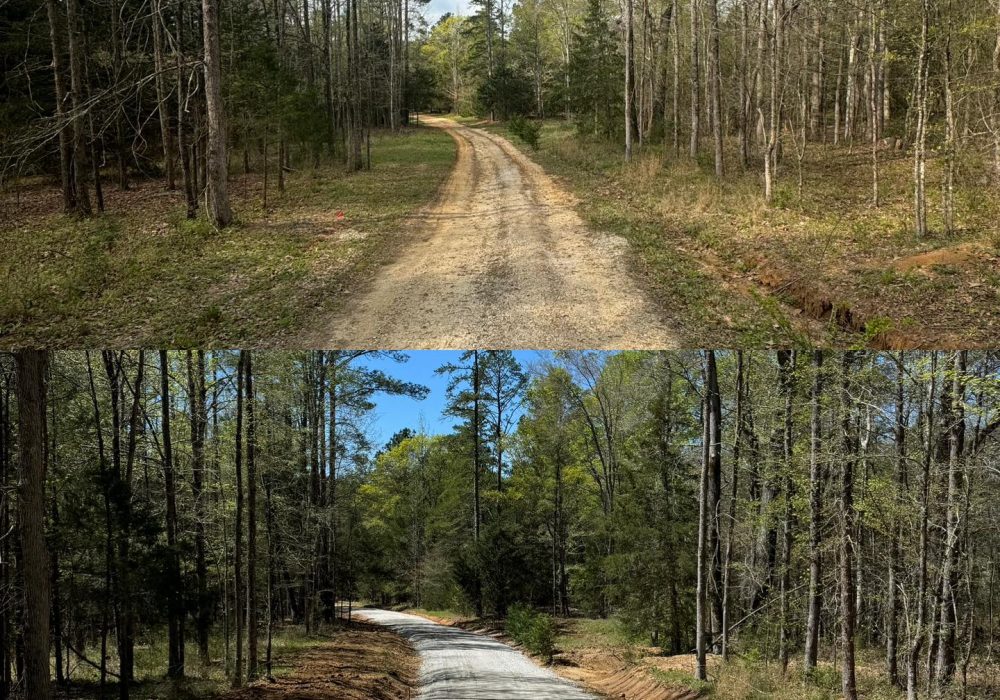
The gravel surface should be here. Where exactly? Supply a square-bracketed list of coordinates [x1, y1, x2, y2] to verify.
[321, 117, 677, 349]
[358, 609, 597, 699]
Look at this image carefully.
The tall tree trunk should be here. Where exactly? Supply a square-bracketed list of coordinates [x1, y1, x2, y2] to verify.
[625, 0, 635, 161]
[869, 1, 880, 206]
[913, 0, 930, 237]
[187, 351, 210, 666]
[907, 353, 937, 700]
[887, 352, 905, 687]
[201, 0, 233, 226]
[942, 5, 956, 233]
[246, 351, 259, 678]
[160, 351, 184, 678]
[694, 353, 714, 681]
[689, 0, 700, 158]
[777, 350, 794, 673]
[64, 0, 92, 215]
[153, 0, 176, 190]
[804, 349, 823, 673]
[721, 351, 745, 660]
[935, 351, 966, 691]
[233, 353, 245, 687]
[44, 0, 76, 212]
[15, 351, 51, 700]
[176, 0, 198, 218]
[707, 0, 723, 176]
[809, 2, 825, 139]
[472, 351, 483, 618]
[763, 0, 783, 203]
[840, 353, 859, 700]
[706, 350, 723, 649]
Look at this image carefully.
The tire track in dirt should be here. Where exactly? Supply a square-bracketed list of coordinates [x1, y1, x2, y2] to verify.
[315, 117, 678, 349]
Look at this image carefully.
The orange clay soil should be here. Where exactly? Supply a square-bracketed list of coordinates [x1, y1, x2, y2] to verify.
[222, 620, 418, 700]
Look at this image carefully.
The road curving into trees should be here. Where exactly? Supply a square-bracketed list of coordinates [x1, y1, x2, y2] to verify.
[320, 117, 677, 349]
[358, 608, 596, 700]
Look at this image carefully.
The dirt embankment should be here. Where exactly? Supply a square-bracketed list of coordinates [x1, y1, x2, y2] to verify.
[222, 620, 417, 700]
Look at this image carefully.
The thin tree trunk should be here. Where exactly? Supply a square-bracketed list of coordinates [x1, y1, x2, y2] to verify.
[707, 0, 723, 176]
[721, 351, 745, 660]
[233, 353, 245, 688]
[44, 0, 76, 212]
[942, 5, 956, 234]
[153, 0, 176, 190]
[887, 352, 905, 687]
[804, 350, 823, 673]
[694, 356, 712, 681]
[64, 0, 92, 215]
[187, 351, 210, 666]
[160, 351, 184, 679]
[202, 0, 233, 226]
[840, 352, 859, 700]
[914, 0, 930, 237]
[907, 353, 937, 700]
[689, 0, 700, 158]
[777, 350, 794, 673]
[625, 0, 635, 161]
[176, 0, 198, 218]
[246, 351, 259, 679]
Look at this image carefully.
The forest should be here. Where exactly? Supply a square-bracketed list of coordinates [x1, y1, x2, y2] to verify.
[3, 0, 1000, 346]
[4, 0, 1000, 218]
[1, 349, 998, 698]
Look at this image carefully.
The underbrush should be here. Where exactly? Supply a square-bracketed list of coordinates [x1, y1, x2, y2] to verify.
[505, 604, 556, 662]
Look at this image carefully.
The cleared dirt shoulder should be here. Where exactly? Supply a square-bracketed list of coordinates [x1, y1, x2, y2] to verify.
[317, 117, 678, 349]
[221, 620, 418, 700]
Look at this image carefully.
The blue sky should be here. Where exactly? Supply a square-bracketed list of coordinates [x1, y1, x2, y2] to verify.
[420, 0, 471, 25]
[357, 350, 548, 448]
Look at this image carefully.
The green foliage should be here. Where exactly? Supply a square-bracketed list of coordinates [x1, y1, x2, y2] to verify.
[506, 604, 556, 662]
[568, 0, 623, 139]
[476, 64, 535, 119]
[508, 115, 541, 149]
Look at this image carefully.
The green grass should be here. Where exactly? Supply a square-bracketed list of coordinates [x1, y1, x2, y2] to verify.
[1, 126, 456, 346]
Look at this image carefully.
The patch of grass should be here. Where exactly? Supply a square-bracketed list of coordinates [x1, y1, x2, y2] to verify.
[651, 667, 713, 694]
[1, 126, 456, 346]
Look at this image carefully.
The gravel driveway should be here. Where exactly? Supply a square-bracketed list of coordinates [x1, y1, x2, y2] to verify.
[321, 117, 677, 349]
[358, 608, 596, 699]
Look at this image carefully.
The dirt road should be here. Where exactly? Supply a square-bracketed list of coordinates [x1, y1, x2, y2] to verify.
[322, 117, 677, 349]
[359, 609, 596, 699]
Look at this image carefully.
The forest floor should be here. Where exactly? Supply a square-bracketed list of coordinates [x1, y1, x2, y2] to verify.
[403, 609, 999, 699]
[53, 621, 417, 699]
[0, 127, 455, 346]
[311, 116, 678, 348]
[481, 118, 1000, 349]
[219, 620, 417, 700]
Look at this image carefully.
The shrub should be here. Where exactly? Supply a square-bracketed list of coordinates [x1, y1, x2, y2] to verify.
[508, 116, 541, 150]
[506, 604, 556, 662]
